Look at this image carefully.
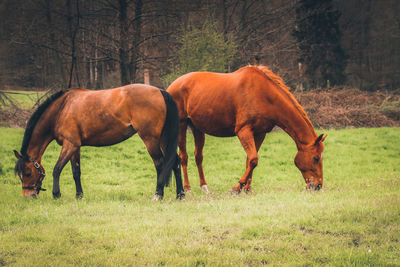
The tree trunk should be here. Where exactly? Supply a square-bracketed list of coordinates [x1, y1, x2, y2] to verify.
[129, 0, 143, 84]
[118, 0, 130, 85]
[86, 58, 92, 88]
[96, 60, 103, 89]
[66, 0, 80, 89]
[45, 0, 67, 88]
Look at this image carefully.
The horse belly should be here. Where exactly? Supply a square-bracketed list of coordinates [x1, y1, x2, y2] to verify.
[187, 94, 236, 137]
[189, 113, 236, 137]
[82, 124, 137, 147]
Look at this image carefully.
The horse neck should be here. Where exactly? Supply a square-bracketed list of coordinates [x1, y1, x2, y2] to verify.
[25, 115, 54, 162]
[273, 91, 317, 150]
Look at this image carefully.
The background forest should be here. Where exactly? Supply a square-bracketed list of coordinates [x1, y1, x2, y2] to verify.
[0, 2, 399, 265]
[0, 0, 399, 91]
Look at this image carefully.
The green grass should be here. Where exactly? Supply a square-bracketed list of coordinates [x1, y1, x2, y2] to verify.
[0, 91, 46, 109]
[0, 127, 399, 266]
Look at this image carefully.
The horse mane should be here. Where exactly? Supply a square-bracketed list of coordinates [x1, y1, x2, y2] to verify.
[20, 90, 66, 156]
[254, 65, 291, 91]
[250, 65, 315, 134]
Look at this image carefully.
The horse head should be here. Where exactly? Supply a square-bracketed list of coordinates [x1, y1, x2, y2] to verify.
[13, 150, 46, 198]
[294, 134, 327, 190]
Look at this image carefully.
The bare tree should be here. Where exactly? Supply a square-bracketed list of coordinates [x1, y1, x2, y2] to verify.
[0, 0, 398, 91]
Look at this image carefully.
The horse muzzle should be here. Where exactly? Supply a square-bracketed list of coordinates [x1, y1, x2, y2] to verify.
[22, 189, 39, 198]
[306, 183, 322, 191]
[22, 185, 46, 198]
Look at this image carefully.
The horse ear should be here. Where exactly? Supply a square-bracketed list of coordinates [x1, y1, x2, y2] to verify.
[314, 134, 327, 146]
[13, 150, 22, 159]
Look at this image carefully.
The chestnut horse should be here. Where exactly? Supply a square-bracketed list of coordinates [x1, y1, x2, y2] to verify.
[14, 84, 185, 200]
[167, 65, 326, 193]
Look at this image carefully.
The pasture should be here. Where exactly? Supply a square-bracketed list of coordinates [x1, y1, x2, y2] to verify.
[0, 127, 399, 266]
[0, 91, 46, 110]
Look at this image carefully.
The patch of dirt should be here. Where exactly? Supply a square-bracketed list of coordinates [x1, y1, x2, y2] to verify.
[294, 88, 400, 128]
[0, 107, 32, 128]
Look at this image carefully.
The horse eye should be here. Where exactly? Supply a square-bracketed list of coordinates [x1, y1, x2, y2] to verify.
[313, 157, 320, 163]
[26, 173, 32, 177]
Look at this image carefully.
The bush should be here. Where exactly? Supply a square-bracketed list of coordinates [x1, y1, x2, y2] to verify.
[161, 20, 238, 87]
[380, 96, 400, 121]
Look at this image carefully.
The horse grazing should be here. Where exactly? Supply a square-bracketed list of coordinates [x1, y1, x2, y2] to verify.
[14, 84, 185, 200]
[167, 65, 326, 193]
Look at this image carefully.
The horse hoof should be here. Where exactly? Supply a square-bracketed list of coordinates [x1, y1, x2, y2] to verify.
[231, 185, 241, 194]
[53, 192, 61, 199]
[176, 192, 185, 200]
[152, 194, 163, 201]
[76, 192, 83, 199]
[201, 185, 209, 194]
[244, 187, 252, 193]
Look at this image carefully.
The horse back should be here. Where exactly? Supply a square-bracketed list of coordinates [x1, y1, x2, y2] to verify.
[167, 69, 276, 136]
[50, 85, 166, 146]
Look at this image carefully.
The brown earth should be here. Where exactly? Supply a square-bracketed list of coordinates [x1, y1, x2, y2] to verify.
[0, 107, 32, 128]
[294, 88, 400, 129]
[0, 89, 399, 129]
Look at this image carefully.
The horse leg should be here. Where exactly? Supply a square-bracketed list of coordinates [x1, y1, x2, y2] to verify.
[178, 121, 190, 191]
[53, 141, 79, 199]
[152, 155, 164, 200]
[70, 148, 83, 199]
[232, 127, 258, 193]
[191, 126, 208, 193]
[172, 154, 185, 199]
[243, 133, 266, 192]
[141, 136, 165, 200]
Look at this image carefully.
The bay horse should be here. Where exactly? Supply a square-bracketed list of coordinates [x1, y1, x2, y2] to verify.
[14, 84, 185, 200]
[167, 65, 326, 193]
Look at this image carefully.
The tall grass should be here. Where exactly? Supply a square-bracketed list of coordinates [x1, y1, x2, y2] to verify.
[0, 127, 399, 266]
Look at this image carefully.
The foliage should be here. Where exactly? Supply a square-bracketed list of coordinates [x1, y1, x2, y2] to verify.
[0, 127, 399, 265]
[161, 20, 238, 87]
[293, 0, 348, 89]
[380, 96, 400, 121]
[295, 89, 400, 128]
[1, 1, 399, 91]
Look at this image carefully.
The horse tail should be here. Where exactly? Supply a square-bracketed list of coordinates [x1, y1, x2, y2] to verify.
[159, 90, 180, 187]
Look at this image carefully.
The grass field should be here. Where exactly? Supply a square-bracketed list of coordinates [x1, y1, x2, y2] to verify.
[0, 91, 46, 110]
[0, 127, 399, 266]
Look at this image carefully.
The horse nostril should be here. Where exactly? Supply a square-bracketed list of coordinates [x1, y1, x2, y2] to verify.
[315, 184, 322, 190]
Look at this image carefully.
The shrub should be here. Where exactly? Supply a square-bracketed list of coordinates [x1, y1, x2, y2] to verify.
[161, 20, 238, 87]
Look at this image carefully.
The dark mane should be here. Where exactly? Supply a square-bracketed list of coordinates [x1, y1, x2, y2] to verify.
[20, 90, 66, 156]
